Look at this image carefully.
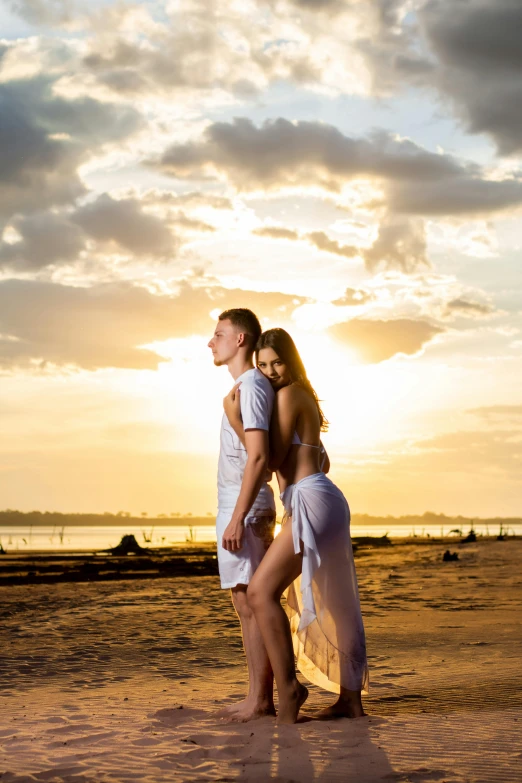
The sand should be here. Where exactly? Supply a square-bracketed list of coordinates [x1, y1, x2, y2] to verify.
[1, 539, 521, 782]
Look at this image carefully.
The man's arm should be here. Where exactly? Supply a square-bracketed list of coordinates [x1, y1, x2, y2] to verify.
[221, 428, 269, 552]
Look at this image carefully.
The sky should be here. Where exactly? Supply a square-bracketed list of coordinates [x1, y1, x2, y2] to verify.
[0, 0, 521, 517]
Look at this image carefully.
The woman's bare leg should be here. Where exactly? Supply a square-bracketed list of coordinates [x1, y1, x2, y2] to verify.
[247, 521, 308, 724]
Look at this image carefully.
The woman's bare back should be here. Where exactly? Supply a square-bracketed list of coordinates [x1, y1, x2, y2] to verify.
[272, 384, 323, 493]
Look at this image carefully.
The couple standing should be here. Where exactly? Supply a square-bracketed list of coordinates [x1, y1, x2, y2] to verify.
[208, 308, 368, 724]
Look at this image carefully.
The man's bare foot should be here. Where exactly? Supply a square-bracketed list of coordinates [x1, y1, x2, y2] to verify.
[215, 698, 275, 722]
[316, 692, 366, 720]
[276, 681, 309, 725]
[214, 698, 248, 718]
[225, 701, 276, 723]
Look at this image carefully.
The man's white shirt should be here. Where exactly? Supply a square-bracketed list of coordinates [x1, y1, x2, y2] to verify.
[217, 368, 275, 512]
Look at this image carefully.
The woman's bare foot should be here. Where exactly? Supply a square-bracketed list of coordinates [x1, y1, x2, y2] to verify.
[316, 690, 366, 720]
[276, 681, 309, 725]
[215, 698, 276, 722]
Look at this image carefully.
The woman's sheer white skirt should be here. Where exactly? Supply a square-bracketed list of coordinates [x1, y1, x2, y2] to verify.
[281, 472, 369, 695]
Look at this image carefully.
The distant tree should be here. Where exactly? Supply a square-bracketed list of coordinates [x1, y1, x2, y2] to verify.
[141, 512, 148, 517]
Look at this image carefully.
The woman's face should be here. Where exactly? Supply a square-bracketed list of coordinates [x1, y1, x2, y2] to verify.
[257, 347, 292, 389]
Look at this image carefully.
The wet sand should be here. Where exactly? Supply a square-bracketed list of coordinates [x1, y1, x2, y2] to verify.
[1, 539, 521, 782]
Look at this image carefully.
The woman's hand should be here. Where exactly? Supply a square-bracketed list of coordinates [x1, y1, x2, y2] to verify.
[224, 383, 246, 447]
[224, 382, 241, 424]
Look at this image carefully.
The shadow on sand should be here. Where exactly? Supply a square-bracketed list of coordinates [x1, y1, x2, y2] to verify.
[151, 704, 397, 782]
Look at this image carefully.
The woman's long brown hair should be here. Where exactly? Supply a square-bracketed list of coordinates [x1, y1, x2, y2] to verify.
[255, 328, 329, 432]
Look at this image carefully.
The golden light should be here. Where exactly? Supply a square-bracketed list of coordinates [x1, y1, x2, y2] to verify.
[137, 321, 429, 461]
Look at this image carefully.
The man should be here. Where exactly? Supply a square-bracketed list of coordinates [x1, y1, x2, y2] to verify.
[208, 308, 276, 721]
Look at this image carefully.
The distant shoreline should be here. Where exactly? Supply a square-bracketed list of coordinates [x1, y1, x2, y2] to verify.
[1, 510, 521, 527]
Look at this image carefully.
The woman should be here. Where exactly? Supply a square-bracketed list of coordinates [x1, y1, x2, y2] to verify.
[224, 328, 368, 724]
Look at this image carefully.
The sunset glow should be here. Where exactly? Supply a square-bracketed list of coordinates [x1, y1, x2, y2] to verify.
[0, 0, 520, 518]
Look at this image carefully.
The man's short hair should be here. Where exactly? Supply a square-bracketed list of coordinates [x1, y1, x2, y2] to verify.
[218, 308, 262, 351]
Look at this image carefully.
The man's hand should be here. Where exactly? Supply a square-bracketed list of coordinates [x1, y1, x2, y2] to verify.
[225, 429, 269, 549]
[222, 516, 245, 551]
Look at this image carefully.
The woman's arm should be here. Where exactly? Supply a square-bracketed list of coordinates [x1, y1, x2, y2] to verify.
[223, 384, 246, 447]
[269, 385, 299, 471]
[320, 441, 330, 474]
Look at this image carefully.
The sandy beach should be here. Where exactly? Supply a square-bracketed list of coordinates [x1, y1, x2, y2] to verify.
[1, 538, 521, 782]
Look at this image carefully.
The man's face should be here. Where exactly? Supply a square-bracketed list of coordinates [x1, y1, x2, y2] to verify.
[208, 319, 241, 366]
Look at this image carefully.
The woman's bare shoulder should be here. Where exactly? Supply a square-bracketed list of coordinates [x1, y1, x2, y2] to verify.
[276, 384, 312, 416]
[275, 383, 301, 408]
[276, 383, 302, 399]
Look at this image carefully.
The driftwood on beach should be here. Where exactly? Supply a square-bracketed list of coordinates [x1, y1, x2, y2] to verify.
[103, 534, 150, 556]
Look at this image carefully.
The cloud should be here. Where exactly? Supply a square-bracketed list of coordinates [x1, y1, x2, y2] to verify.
[363, 214, 428, 273]
[329, 317, 443, 363]
[468, 405, 522, 421]
[152, 118, 462, 190]
[9, 0, 77, 26]
[443, 298, 494, 319]
[415, 428, 521, 461]
[0, 80, 85, 219]
[389, 176, 522, 216]
[307, 231, 359, 259]
[0, 212, 85, 271]
[254, 226, 300, 241]
[332, 288, 375, 306]
[141, 190, 233, 211]
[253, 225, 359, 260]
[254, 215, 428, 272]
[10, 0, 522, 160]
[152, 118, 522, 217]
[354, 0, 435, 92]
[72, 194, 176, 257]
[0, 279, 306, 371]
[73, 0, 331, 100]
[81, 12, 255, 95]
[376, 427, 522, 489]
[5, 0, 372, 105]
[355, 1, 522, 155]
[419, 0, 522, 155]
[288, 0, 348, 11]
[168, 213, 216, 233]
[0, 194, 183, 271]
[0, 76, 142, 221]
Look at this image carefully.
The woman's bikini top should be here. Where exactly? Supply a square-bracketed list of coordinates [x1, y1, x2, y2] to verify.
[291, 431, 321, 449]
[291, 432, 326, 470]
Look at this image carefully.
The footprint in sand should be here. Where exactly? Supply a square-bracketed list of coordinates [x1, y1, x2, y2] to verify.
[151, 706, 205, 728]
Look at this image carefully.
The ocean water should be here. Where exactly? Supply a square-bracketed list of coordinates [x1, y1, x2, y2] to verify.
[0, 521, 519, 552]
